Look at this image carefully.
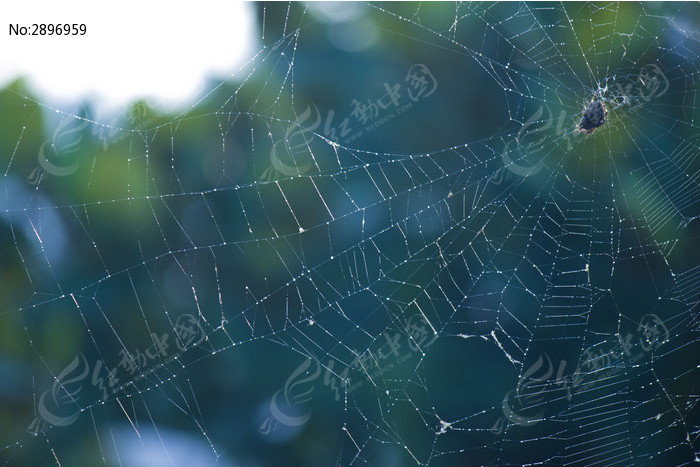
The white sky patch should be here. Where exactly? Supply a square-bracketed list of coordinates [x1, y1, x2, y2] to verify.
[0, 0, 258, 111]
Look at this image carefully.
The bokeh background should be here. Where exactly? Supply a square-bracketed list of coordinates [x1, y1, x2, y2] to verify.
[0, 2, 698, 466]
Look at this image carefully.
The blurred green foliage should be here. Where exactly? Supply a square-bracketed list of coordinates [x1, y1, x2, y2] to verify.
[0, 2, 698, 466]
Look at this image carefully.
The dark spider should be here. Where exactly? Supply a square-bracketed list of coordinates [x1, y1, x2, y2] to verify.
[577, 100, 607, 134]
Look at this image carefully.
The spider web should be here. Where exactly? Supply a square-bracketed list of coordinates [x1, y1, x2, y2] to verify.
[1, 2, 699, 466]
